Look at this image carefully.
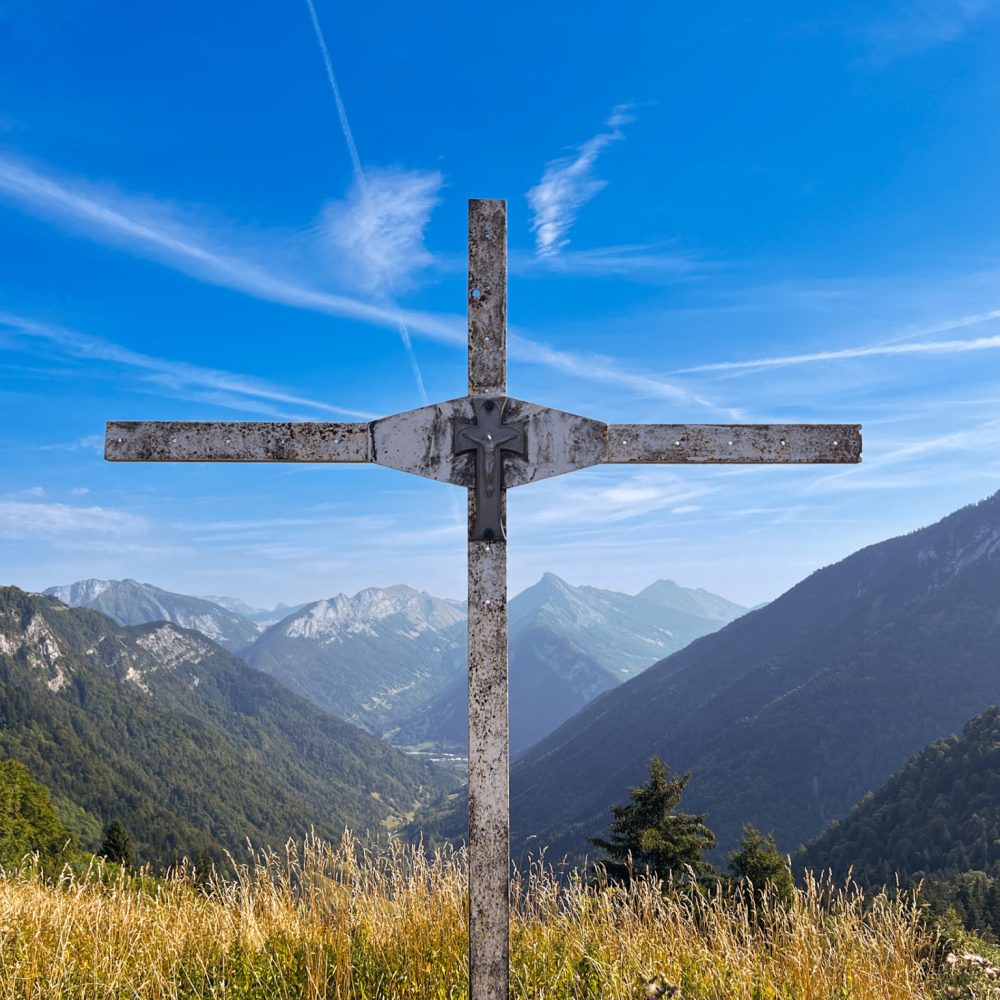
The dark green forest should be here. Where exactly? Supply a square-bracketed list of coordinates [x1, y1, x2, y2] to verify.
[799, 705, 1000, 934]
[0, 757, 71, 868]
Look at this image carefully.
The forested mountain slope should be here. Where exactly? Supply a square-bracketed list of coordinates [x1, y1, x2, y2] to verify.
[498, 491, 1000, 861]
[799, 706, 1000, 884]
[0, 587, 448, 865]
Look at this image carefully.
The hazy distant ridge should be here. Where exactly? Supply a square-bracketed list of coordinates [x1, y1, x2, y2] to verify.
[498, 490, 1000, 860]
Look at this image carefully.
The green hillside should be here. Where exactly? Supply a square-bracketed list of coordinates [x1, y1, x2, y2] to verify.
[799, 706, 1000, 884]
[0, 586, 449, 865]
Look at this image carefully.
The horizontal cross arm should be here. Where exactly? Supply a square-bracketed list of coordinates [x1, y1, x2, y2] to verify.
[105, 421, 372, 462]
[605, 424, 862, 464]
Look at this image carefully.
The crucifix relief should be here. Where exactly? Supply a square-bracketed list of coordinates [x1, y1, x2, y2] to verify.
[454, 398, 525, 541]
[106, 199, 862, 1000]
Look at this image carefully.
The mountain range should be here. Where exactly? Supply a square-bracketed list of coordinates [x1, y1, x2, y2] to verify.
[397, 572, 748, 753]
[21, 487, 1000, 895]
[201, 595, 308, 626]
[451, 489, 1000, 863]
[44, 579, 261, 653]
[0, 586, 448, 864]
[46, 574, 747, 754]
[243, 585, 468, 737]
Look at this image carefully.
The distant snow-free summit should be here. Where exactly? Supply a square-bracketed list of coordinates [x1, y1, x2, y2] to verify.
[43, 578, 260, 653]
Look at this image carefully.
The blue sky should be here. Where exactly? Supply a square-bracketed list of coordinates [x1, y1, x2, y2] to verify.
[1, 0, 999, 608]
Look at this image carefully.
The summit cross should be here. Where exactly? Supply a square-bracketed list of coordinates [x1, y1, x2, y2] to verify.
[106, 198, 862, 1000]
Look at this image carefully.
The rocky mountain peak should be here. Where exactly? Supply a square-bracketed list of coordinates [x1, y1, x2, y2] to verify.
[281, 586, 464, 642]
[42, 578, 261, 653]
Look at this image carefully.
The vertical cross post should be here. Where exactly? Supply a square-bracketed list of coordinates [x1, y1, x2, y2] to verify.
[105, 193, 862, 997]
[466, 199, 509, 1000]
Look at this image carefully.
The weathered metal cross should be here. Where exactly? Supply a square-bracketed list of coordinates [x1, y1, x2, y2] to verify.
[106, 199, 861, 999]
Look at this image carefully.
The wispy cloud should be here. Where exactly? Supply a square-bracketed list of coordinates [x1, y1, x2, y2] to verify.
[0, 156, 465, 348]
[677, 327, 1000, 374]
[509, 333, 740, 416]
[519, 470, 714, 527]
[0, 155, 726, 412]
[876, 420, 1000, 466]
[511, 242, 707, 281]
[317, 167, 443, 294]
[0, 310, 375, 419]
[0, 499, 148, 539]
[527, 105, 634, 257]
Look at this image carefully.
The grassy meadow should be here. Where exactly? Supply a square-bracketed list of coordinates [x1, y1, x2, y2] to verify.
[0, 833, 987, 999]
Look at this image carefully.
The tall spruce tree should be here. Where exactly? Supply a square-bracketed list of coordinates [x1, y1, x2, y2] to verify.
[589, 755, 716, 882]
[99, 819, 133, 867]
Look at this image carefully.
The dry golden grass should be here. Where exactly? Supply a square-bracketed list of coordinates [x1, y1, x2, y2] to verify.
[0, 833, 960, 999]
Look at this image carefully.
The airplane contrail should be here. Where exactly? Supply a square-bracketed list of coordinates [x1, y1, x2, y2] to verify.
[302, 0, 428, 404]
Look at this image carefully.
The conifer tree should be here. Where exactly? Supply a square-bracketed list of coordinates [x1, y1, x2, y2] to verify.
[194, 848, 215, 886]
[727, 823, 794, 909]
[99, 819, 133, 867]
[589, 755, 716, 883]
